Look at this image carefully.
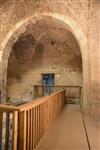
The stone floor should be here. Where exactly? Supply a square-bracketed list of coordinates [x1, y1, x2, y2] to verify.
[84, 117, 100, 150]
[39, 104, 100, 150]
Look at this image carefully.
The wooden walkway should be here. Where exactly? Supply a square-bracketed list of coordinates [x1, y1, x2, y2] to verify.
[39, 105, 89, 150]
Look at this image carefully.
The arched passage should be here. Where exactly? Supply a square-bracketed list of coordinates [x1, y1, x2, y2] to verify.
[0, 13, 89, 110]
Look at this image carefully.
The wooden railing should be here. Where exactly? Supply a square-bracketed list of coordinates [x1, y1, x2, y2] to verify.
[0, 90, 65, 150]
[33, 85, 82, 104]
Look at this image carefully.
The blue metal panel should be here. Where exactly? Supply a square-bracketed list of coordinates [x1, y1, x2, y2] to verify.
[42, 74, 54, 95]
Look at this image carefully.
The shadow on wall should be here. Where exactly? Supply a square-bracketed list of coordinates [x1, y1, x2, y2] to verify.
[7, 34, 44, 102]
[8, 34, 44, 79]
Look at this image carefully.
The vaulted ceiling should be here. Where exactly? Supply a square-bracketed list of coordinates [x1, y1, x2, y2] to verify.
[8, 16, 82, 79]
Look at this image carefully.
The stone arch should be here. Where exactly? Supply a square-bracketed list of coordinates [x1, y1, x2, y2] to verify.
[0, 12, 89, 107]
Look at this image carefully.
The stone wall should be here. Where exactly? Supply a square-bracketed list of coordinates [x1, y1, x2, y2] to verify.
[87, 0, 100, 120]
[0, 0, 100, 120]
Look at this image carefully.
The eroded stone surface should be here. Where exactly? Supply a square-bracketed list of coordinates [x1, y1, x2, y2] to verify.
[0, 0, 100, 120]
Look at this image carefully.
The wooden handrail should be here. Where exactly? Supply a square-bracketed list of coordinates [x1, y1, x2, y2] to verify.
[33, 85, 82, 104]
[18, 90, 64, 112]
[0, 90, 65, 150]
[34, 85, 82, 88]
[0, 90, 64, 112]
[0, 104, 19, 112]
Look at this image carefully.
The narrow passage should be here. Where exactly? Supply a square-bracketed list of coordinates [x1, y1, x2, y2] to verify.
[39, 104, 89, 150]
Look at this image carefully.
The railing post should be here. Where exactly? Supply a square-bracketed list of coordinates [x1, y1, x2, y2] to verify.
[42, 86, 44, 96]
[0, 112, 3, 149]
[12, 111, 18, 150]
[63, 90, 65, 105]
[46, 100, 49, 130]
[79, 87, 82, 108]
[5, 113, 10, 150]
[19, 111, 26, 150]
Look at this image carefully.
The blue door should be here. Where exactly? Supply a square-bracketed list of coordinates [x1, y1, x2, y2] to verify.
[42, 74, 54, 95]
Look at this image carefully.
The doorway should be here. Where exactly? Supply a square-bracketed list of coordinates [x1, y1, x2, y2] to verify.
[42, 73, 55, 95]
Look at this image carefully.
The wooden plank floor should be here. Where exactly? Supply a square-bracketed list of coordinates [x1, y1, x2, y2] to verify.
[39, 104, 89, 150]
